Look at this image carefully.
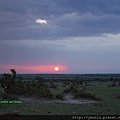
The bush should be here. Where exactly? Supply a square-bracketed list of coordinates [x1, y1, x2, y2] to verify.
[8, 80, 26, 95]
[85, 82, 88, 86]
[64, 88, 71, 93]
[2, 93, 10, 99]
[64, 86, 78, 93]
[74, 91, 101, 101]
[44, 92, 54, 99]
[62, 85, 66, 87]
[63, 81, 68, 85]
[35, 88, 54, 99]
[50, 83, 57, 89]
[56, 94, 64, 100]
[118, 82, 120, 86]
[70, 85, 74, 90]
[24, 81, 26, 84]
[72, 87, 78, 93]
[2, 93, 18, 100]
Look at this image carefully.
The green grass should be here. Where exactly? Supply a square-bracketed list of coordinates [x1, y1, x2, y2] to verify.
[0, 80, 120, 115]
[0, 100, 120, 115]
[50, 82, 68, 95]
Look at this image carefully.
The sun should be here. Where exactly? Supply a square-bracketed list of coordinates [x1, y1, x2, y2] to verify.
[54, 66, 59, 71]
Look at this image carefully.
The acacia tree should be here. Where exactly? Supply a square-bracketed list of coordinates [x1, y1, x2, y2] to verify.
[10, 69, 16, 85]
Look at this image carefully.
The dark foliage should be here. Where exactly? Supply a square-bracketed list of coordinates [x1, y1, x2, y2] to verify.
[56, 94, 64, 100]
[2, 93, 18, 100]
[64, 88, 71, 93]
[73, 90, 101, 101]
[50, 83, 57, 89]
[0, 69, 55, 99]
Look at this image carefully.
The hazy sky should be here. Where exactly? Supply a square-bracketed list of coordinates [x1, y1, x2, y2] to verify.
[0, 0, 120, 74]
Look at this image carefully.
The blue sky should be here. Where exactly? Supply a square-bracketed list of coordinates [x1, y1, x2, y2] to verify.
[0, 0, 120, 73]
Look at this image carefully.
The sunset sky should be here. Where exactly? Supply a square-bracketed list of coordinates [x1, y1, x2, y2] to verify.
[0, 0, 120, 74]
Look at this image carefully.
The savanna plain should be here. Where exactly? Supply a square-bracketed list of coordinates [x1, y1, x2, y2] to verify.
[0, 70, 120, 115]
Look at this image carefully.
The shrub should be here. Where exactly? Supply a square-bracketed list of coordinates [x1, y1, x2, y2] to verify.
[56, 94, 64, 100]
[50, 83, 57, 89]
[11, 80, 25, 95]
[23, 81, 26, 84]
[85, 82, 88, 86]
[74, 91, 101, 101]
[2, 93, 18, 100]
[77, 80, 84, 85]
[63, 81, 68, 85]
[64, 86, 78, 93]
[35, 88, 54, 99]
[72, 87, 78, 93]
[2, 93, 10, 99]
[118, 82, 120, 86]
[44, 92, 54, 99]
[111, 80, 117, 86]
[70, 85, 74, 90]
[62, 85, 66, 87]
[64, 88, 71, 93]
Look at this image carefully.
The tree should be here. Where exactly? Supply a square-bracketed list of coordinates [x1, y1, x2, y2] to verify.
[1, 69, 17, 93]
[10, 69, 16, 85]
[13, 79, 25, 95]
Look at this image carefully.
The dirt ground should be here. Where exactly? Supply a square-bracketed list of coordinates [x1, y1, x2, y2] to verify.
[18, 94, 97, 104]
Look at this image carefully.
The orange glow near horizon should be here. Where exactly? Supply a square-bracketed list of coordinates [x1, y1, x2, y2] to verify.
[0, 64, 67, 73]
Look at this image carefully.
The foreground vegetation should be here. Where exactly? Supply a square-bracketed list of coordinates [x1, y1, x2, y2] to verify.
[0, 69, 120, 115]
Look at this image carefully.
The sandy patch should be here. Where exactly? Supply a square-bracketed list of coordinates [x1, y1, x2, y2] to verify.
[18, 94, 97, 104]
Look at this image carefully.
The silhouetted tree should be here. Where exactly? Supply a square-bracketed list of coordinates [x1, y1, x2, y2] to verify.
[10, 69, 16, 86]
[10, 69, 16, 80]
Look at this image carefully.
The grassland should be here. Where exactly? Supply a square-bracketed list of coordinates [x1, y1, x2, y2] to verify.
[0, 75, 120, 115]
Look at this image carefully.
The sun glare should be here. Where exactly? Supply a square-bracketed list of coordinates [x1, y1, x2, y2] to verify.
[54, 66, 59, 71]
